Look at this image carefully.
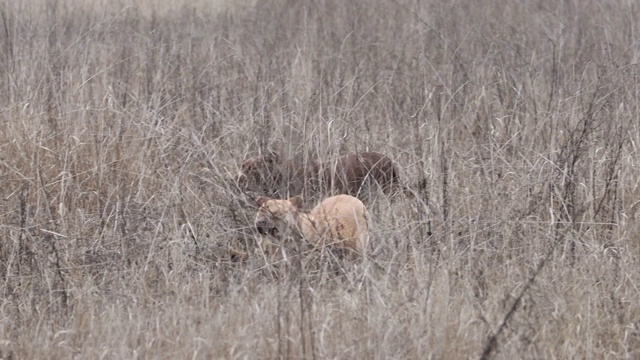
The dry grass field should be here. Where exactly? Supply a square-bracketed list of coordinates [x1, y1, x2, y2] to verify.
[1, 0, 640, 358]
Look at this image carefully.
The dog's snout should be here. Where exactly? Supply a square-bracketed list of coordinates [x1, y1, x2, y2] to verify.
[255, 220, 271, 235]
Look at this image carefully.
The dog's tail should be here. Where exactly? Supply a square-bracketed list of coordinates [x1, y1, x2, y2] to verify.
[408, 178, 434, 236]
[396, 177, 428, 199]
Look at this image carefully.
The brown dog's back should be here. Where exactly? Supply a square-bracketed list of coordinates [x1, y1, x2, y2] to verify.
[239, 151, 401, 200]
[319, 152, 399, 196]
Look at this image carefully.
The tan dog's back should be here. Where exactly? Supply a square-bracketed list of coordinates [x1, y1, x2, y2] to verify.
[308, 194, 370, 252]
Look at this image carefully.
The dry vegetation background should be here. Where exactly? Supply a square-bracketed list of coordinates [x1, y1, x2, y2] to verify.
[1, 0, 640, 358]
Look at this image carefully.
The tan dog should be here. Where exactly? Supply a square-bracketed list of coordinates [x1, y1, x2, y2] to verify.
[238, 151, 401, 199]
[254, 194, 371, 254]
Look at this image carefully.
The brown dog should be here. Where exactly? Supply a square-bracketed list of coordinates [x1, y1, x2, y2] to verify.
[237, 151, 401, 199]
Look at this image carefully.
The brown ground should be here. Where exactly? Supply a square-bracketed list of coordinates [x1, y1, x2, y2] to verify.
[1, 0, 640, 358]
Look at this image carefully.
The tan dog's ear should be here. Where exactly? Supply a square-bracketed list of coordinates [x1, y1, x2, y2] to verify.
[288, 196, 303, 209]
[256, 196, 269, 206]
[236, 172, 248, 186]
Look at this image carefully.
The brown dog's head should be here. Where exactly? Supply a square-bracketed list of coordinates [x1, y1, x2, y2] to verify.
[236, 150, 281, 191]
[254, 195, 304, 238]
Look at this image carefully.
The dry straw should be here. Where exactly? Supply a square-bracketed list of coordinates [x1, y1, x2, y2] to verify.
[0, 0, 639, 358]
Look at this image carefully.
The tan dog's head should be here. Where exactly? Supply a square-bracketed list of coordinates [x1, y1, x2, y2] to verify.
[237, 151, 280, 191]
[254, 196, 304, 237]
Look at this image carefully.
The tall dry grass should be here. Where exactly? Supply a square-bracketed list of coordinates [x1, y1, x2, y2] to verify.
[1, 0, 640, 358]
